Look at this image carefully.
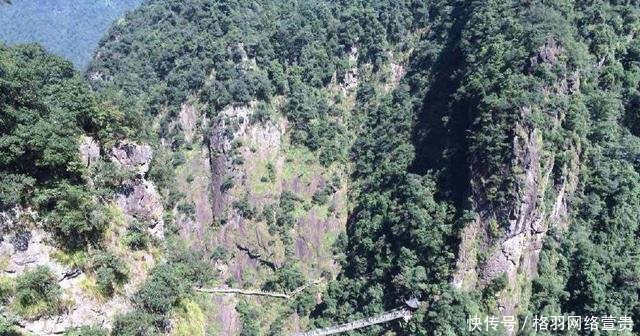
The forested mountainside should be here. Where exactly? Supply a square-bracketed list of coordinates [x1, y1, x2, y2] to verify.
[0, 0, 142, 68]
[1, 0, 639, 335]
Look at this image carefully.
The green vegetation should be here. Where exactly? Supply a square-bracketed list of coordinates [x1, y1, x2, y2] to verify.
[0, 43, 127, 249]
[112, 310, 163, 336]
[0, 275, 14, 303]
[170, 299, 205, 336]
[12, 266, 63, 319]
[111, 246, 214, 334]
[526, 1, 640, 330]
[64, 326, 109, 336]
[312, 0, 640, 335]
[88, 0, 426, 167]
[90, 251, 129, 297]
[3, 0, 640, 334]
[123, 219, 152, 251]
[0, 315, 21, 336]
[236, 300, 261, 336]
[0, 0, 142, 68]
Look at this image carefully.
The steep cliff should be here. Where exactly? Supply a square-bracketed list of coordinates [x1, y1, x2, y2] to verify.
[85, 1, 427, 334]
[3, 1, 640, 335]
[0, 44, 162, 335]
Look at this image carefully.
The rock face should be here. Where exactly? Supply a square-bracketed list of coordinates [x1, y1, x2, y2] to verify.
[452, 37, 580, 327]
[207, 103, 346, 276]
[115, 179, 164, 239]
[166, 102, 347, 334]
[528, 37, 562, 70]
[111, 141, 164, 239]
[0, 227, 131, 335]
[79, 136, 100, 167]
[339, 46, 359, 95]
[0, 140, 163, 334]
[453, 120, 579, 325]
[111, 141, 153, 175]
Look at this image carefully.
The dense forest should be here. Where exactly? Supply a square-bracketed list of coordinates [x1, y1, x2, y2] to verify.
[1, 0, 640, 335]
[0, 0, 142, 68]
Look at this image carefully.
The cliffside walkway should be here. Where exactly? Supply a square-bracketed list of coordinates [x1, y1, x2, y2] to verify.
[295, 307, 413, 336]
[195, 287, 291, 299]
[197, 282, 420, 336]
[195, 278, 324, 300]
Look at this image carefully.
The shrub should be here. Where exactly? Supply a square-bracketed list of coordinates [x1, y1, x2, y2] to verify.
[233, 196, 255, 219]
[265, 162, 276, 182]
[294, 290, 316, 315]
[170, 299, 205, 336]
[250, 102, 273, 124]
[134, 263, 183, 314]
[147, 149, 175, 191]
[34, 183, 110, 249]
[123, 219, 151, 250]
[171, 152, 186, 167]
[134, 248, 213, 315]
[0, 174, 35, 211]
[311, 188, 330, 205]
[236, 301, 260, 336]
[0, 275, 14, 303]
[0, 315, 21, 336]
[91, 251, 129, 297]
[262, 264, 305, 293]
[13, 266, 62, 319]
[64, 326, 108, 336]
[210, 246, 228, 261]
[220, 175, 235, 192]
[111, 311, 163, 336]
[90, 161, 135, 198]
[176, 201, 196, 218]
[167, 248, 213, 288]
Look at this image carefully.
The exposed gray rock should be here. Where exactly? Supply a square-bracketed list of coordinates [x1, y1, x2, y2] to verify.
[528, 36, 563, 69]
[111, 142, 164, 240]
[116, 179, 164, 240]
[10, 231, 31, 252]
[116, 180, 163, 223]
[79, 136, 100, 167]
[0, 207, 37, 238]
[182, 102, 345, 333]
[1, 229, 59, 275]
[340, 46, 358, 95]
[1, 228, 134, 335]
[179, 103, 198, 143]
[111, 141, 153, 175]
[453, 71, 580, 329]
[453, 107, 579, 328]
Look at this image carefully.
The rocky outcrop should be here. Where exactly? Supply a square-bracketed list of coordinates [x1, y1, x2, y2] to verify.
[165, 101, 347, 334]
[340, 46, 359, 95]
[179, 103, 199, 143]
[111, 141, 164, 239]
[0, 227, 132, 335]
[79, 136, 100, 167]
[384, 51, 406, 93]
[208, 104, 255, 221]
[111, 141, 153, 176]
[453, 113, 579, 320]
[0, 140, 164, 334]
[452, 37, 581, 325]
[528, 37, 562, 69]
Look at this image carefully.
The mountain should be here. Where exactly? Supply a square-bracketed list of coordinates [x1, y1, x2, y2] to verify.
[1, 0, 639, 335]
[0, 0, 142, 68]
